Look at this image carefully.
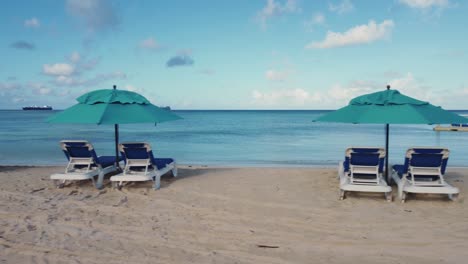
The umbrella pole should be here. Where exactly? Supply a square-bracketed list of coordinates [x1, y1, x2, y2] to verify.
[385, 84, 390, 182]
[112, 85, 121, 169]
[115, 124, 120, 169]
[385, 123, 389, 182]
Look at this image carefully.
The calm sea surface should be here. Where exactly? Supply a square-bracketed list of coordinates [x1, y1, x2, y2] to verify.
[0, 110, 467, 167]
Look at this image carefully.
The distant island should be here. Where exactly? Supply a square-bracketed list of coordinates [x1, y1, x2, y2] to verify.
[22, 106, 53, 110]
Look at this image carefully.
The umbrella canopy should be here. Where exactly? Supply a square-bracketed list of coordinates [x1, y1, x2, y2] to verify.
[315, 87, 468, 180]
[48, 89, 180, 124]
[316, 89, 467, 124]
[48, 87, 182, 167]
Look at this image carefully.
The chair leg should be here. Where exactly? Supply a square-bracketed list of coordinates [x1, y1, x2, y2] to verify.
[153, 175, 161, 190]
[385, 192, 392, 202]
[448, 193, 458, 201]
[112, 181, 122, 190]
[401, 192, 407, 203]
[398, 180, 404, 200]
[388, 171, 394, 185]
[53, 180, 65, 188]
[339, 189, 345, 200]
[96, 171, 105, 189]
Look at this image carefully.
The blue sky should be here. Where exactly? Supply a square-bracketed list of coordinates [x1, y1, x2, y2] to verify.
[1, 0, 467, 109]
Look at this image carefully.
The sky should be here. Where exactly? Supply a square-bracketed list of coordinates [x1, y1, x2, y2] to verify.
[0, 0, 467, 110]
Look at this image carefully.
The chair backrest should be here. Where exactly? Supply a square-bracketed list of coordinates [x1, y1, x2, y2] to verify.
[402, 147, 449, 174]
[344, 147, 385, 172]
[119, 142, 156, 163]
[60, 140, 98, 162]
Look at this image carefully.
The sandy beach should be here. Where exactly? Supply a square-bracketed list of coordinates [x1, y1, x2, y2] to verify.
[1, 165, 467, 263]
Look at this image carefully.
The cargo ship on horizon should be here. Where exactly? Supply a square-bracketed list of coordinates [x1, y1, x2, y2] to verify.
[22, 105, 53, 110]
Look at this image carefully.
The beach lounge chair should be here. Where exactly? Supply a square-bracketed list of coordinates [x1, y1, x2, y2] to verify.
[391, 147, 459, 202]
[110, 142, 177, 190]
[50, 140, 121, 189]
[338, 147, 392, 201]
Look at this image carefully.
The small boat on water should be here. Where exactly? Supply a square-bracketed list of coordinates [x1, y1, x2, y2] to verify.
[22, 105, 53, 110]
[433, 124, 468, 132]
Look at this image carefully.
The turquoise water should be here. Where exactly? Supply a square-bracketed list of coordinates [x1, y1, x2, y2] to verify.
[0, 110, 467, 167]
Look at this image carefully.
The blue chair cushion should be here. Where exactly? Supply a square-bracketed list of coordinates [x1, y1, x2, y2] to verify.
[121, 146, 150, 160]
[343, 158, 350, 172]
[393, 164, 441, 181]
[120, 143, 174, 171]
[392, 164, 406, 178]
[97, 156, 122, 168]
[350, 153, 380, 166]
[152, 158, 175, 169]
[410, 154, 443, 168]
[412, 149, 448, 175]
[63, 146, 95, 159]
[351, 148, 381, 153]
[343, 148, 384, 173]
[351, 173, 379, 180]
[62, 142, 99, 168]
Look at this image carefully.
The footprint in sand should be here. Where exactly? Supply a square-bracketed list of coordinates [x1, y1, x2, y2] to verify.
[113, 196, 128, 207]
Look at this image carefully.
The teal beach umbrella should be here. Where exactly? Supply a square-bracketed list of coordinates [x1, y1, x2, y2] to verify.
[316, 85, 468, 180]
[48, 86, 182, 166]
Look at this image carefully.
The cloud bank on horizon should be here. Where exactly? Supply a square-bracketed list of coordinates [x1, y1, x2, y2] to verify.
[0, 0, 467, 110]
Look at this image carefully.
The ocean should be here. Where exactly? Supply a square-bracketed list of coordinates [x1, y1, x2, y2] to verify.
[0, 110, 467, 167]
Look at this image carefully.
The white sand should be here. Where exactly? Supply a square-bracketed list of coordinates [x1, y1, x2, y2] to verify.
[1, 166, 467, 263]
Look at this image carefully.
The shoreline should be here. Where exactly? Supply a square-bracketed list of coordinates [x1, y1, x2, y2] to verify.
[0, 163, 340, 169]
[3, 164, 468, 169]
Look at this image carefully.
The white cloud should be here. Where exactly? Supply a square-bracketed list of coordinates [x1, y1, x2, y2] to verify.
[306, 20, 394, 49]
[251, 80, 382, 109]
[0, 82, 22, 104]
[0, 82, 21, 91]
[326, 83, 376, 106]
[252, 88, 321, 107]
[312, 13, 325, 24]
[43, 63, 75, 76]
[257, 0, 300, 28]
[399, 0, 449, 9]
[125, 84, 139, 92]
[318, 73, 437, 108]
[55, 76, 77, 86]
[329, 0, 354, 14]
[125, 85, 159, 102]
[265, 69, 289, 81]
[29, 82, 54, 96]
[69, 51, 81, 63]
[249, 74, 440, 109]
[37, 87, 53, 95]
[304, 13, 325, 31]
[24, 17, 40, 28]
[52, 71, 126, 87]
[388, 72, 433, 102]
[139, 37, 160, 50]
